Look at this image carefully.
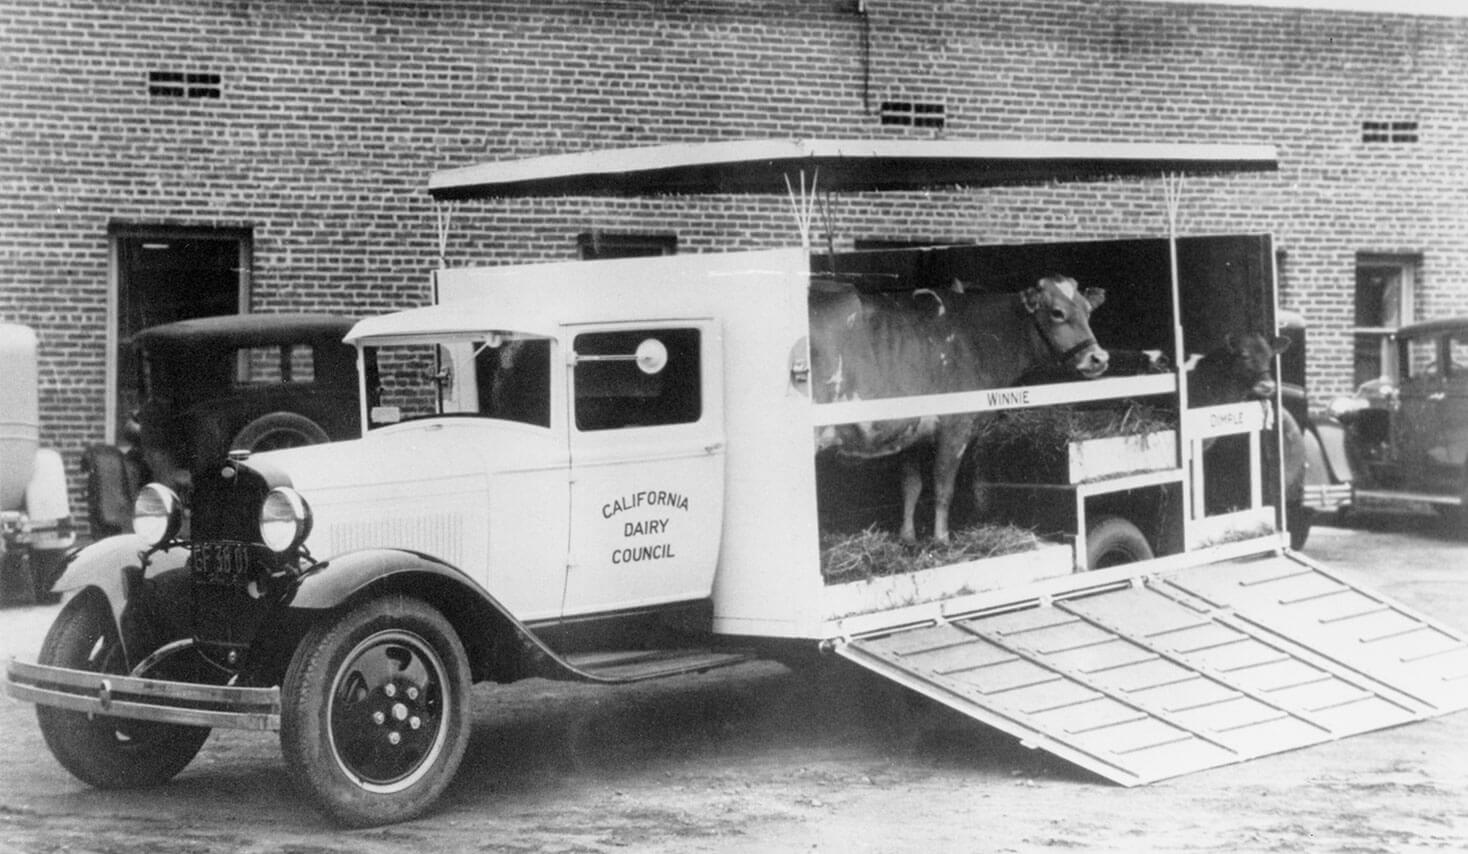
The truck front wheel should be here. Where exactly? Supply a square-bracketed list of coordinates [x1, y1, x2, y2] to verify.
[280, 595, 471, 827]
[35, 593, 210, 788]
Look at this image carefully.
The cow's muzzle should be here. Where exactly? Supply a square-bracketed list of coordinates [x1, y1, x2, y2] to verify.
[1069, 344, 1109, 379]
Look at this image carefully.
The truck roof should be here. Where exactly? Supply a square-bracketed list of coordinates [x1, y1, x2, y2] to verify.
[428, 138, 1279, 201]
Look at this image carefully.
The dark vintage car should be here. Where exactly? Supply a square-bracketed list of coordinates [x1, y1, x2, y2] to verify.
[1310, 316, 1468, 530]
[84, 313, 361, 535]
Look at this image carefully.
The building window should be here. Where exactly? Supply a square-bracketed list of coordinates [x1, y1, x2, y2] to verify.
[880, 101, 946, 129]
[577, 232, 677, 260]
[1353, 254, 1417, 386]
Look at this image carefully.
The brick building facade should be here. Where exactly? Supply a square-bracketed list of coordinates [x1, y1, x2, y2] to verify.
[3, 0, 1467, 520]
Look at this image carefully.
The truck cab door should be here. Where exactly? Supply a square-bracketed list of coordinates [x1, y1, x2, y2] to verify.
[562, 322, 726, 618]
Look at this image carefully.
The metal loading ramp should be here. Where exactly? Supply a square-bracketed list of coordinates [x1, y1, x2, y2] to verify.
[833, 552, 1468, 786]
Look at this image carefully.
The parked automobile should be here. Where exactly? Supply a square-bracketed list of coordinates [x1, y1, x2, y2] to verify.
[1, 322, 76, 603]
[1313, 316, 1468, 530]
[83, 313, 361, 536]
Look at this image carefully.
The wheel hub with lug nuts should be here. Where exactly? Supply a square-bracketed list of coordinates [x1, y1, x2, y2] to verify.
[328, 632, 448, 791]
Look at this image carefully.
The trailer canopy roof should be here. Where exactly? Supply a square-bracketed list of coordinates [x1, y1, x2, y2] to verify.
[428, 139, 1279, 201]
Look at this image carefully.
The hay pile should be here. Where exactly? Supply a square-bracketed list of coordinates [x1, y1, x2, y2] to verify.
[974, 403, 1173, 483]
[820, 523, 1040, 582]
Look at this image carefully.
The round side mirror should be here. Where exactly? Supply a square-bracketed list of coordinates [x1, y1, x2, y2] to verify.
[635, 338, 668, 375]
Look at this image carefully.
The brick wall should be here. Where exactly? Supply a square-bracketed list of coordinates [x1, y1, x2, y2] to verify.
[3, 0, 1466, 522]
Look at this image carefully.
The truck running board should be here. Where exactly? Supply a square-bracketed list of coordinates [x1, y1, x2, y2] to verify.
[832, 552, 1468, 786]
[562, 649, 754, 683]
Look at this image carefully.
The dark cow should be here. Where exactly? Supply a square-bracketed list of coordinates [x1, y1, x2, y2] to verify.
[810, 275, 1109, 542]
[1188, 332, 1308, 537]
[1189, 332, 1291, 407]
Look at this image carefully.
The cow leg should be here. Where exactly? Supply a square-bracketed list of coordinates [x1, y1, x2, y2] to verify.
[900, 453, 923, 544]
[931, 430, 972, 544]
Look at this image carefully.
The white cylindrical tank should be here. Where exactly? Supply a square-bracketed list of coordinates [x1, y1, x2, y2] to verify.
[1, 322, 41, 512]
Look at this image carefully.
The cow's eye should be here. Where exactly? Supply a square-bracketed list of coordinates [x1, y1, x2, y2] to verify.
[1050, 309, 1066, 322]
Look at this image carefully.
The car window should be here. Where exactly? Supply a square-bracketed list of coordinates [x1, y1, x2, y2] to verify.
[1400, 335, 1441, 383]
[235, 345, 316, 385]
[573, 328, 701, 431]
[1447, 333, 1468, 381]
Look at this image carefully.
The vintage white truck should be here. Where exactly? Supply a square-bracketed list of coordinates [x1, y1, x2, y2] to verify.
[6, 140, 1466, 827]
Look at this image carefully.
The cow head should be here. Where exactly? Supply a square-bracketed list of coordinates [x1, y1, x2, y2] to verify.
[1223, 332, 1291, 397]
[1021, 275, 1110, 379]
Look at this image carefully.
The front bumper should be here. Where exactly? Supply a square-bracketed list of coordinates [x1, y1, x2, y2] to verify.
[1302, 482, 1352, 511]
[4, 659, 281, 732]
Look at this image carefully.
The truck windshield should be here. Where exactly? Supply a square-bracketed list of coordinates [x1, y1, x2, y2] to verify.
[363, 336, 551, 429]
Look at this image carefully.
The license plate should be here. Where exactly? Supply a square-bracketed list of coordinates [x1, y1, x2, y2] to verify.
[189, 541, 259, 588]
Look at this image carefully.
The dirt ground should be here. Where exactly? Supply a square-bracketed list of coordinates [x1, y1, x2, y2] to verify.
[1, 508, 1465, 854]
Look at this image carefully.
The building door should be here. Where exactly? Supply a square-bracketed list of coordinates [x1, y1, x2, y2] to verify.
[109, 226, 251, 441]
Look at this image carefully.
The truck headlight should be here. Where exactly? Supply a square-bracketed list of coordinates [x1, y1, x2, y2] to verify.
[133, 484, 183, 548]
[260, 487, 312, 554]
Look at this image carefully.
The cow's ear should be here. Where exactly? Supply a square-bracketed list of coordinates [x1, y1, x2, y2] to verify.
[1271, 334, 1292, 354]
[1021, 285, 1043, 314]
[1083, 287, 1106, 309]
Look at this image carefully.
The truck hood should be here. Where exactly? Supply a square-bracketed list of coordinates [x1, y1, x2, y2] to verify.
[241, 419, 562, 568]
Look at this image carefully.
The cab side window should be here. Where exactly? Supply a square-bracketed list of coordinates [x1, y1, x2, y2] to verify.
[476, 338, 551, 428]
[573, 329, 701, 431]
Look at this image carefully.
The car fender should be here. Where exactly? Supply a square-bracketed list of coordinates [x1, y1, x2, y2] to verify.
[1307, 416, 1354, 483]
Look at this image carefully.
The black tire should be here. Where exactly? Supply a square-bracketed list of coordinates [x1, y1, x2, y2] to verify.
[230, 411, 330, 454]
[35, 594, 210, 788]
[1085, 515, 1154, 570]
[1286, 502, 1315, 550]
[280, 595, 471, 828]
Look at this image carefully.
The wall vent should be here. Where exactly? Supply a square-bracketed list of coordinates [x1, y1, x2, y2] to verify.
[148, 71, 222, 99]
[1361, 120, 1417, 144]
[880, 101, 945, 129]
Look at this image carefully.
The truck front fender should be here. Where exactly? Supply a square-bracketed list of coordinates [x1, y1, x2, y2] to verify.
[288, 549, 561, 684]
[289, 548, 484, 610]
[48, 535, 191, 663]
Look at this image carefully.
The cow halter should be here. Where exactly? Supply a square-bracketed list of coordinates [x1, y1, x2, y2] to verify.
[1031, 312, 1097, 366]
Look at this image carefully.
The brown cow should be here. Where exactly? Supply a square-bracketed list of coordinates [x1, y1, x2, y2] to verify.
[810, 275, 1109, 542]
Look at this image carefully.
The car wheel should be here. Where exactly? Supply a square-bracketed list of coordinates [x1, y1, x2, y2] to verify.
[1085, 516, 1154, 570]
[35, 593, 211, 788]
[281, 595, 471, 827]
[230, 411, 330, 454]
